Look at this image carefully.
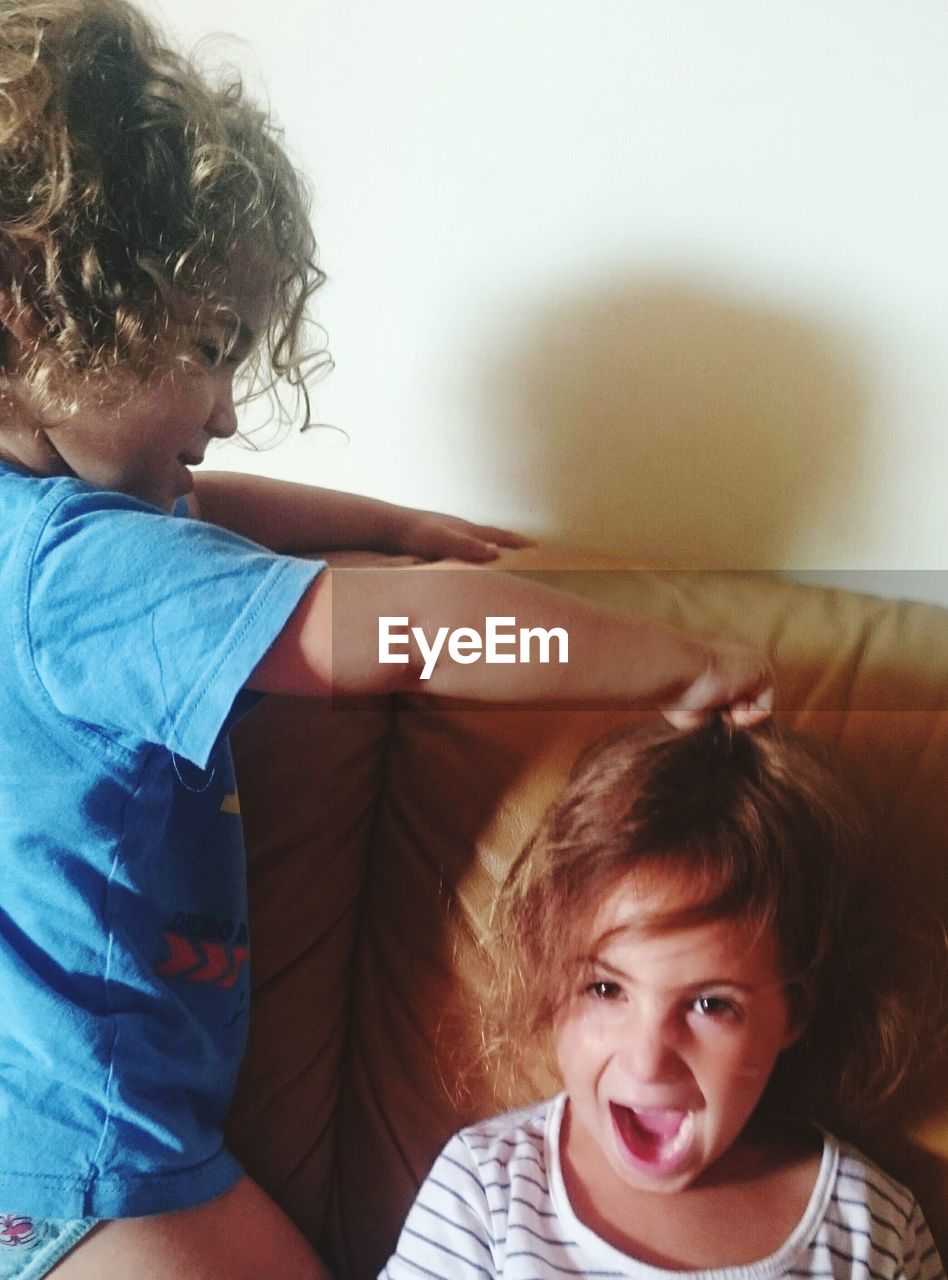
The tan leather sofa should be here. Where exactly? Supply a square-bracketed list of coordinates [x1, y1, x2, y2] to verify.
[226, 555, 948, 1279]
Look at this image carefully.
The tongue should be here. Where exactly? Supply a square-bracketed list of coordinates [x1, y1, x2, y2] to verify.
[632, 1108, 687, 1139]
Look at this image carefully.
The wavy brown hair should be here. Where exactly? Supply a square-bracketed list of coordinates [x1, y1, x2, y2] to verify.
[486, 721, 940, 1128]
[0, 0, 326, 423]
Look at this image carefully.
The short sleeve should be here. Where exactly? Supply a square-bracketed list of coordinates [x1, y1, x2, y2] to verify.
[379, 1134, 496, 1279]
[23, 486, 322, 767]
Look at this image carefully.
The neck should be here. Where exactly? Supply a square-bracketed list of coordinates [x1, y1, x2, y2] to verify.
[0, 386, 69, 479]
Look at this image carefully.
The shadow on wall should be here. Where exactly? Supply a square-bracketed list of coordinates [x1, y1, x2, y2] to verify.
[477, 279, 871, 569]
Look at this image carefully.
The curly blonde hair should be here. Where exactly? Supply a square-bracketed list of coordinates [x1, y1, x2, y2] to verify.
[0, 0, 325, 423]
[486, 722, 941, 1129]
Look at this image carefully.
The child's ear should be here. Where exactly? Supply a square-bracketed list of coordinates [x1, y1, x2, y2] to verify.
[780, 1017, 807, 1052]
[780, 984, 810, 1050]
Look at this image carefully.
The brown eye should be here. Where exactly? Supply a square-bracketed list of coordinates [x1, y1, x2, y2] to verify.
[586, 980, 622, 1001]
[693, 995, 741, 1020]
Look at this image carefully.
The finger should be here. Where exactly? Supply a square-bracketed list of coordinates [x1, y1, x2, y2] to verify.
[726, 686, 774, 727]
[663, 682, 774, 732]
[458, 522, 533, 549]
[660, 706, 708, 730]
[423, 532, 501, 563]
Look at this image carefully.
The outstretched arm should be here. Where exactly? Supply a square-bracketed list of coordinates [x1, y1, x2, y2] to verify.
[247, 566, 773, 728]
[191, 471, 528, 562]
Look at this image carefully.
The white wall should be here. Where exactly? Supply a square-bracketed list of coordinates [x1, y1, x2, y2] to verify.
[156, 0, 948, 605]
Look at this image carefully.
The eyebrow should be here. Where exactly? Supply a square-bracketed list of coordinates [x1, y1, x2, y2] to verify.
[584, 955, 757, 995]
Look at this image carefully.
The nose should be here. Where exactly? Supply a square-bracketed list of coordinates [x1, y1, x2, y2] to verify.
[206, 375, 238, 440]
[615, 1013, 687, 1086]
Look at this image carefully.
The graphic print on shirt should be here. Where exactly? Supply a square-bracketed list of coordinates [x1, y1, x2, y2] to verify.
[154, 911, 249, 989]
[0, 1216, 38, 1248]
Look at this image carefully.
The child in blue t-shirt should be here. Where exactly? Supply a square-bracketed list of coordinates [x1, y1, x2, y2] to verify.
[0, 3, 772, 1276]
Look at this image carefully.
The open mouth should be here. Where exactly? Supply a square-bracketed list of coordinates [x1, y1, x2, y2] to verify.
[609, 1103, 696, 1177]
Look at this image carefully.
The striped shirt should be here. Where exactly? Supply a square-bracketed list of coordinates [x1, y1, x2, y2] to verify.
[379, 1094, 945, 1280]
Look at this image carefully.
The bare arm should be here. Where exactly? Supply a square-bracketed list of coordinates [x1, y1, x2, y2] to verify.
[191, 471, 528, 561]
[247, 566, 773, 728]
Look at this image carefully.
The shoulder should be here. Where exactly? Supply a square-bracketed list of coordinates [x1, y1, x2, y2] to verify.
[6, 472, 178, 567]
[0, 468, 108, 540]
[22, 477, 292, 595]
[18, 481, 200, 621]
[826, 1135, 924, 1235]
[6, 471, 215, 540]
[450, 1098, 553, 1188]
[813, 1137, 945, 1280]
[0, 471, 159, 611]
[0, 467, 153, 519]
[457, 1097, 551, 1152]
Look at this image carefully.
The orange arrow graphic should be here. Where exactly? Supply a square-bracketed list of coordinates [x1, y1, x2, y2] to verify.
[154, 933, 201, 979]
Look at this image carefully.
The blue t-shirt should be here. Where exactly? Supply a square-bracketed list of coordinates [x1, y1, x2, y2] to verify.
[0, 463, 323, 1218]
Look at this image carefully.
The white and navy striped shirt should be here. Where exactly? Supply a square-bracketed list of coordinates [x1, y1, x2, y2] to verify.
[380, 1094, 945, 1280]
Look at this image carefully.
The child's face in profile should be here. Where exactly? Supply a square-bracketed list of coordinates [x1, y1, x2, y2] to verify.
[42, 352, 246, 512]
[3, 268, 271, 511]
[554, 867, 800, 1200]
